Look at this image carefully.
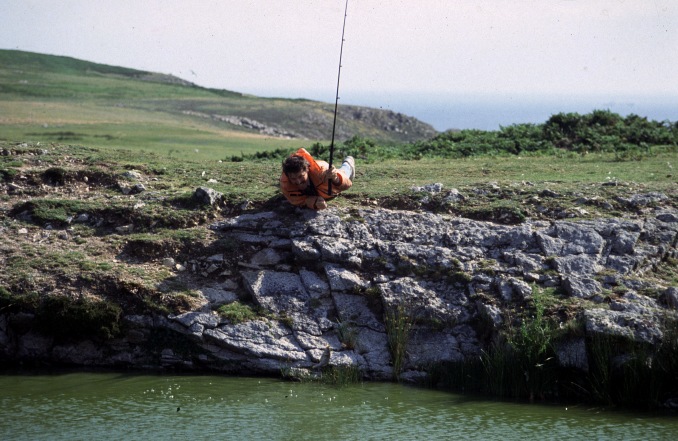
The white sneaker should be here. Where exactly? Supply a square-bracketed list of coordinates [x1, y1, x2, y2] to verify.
[342, 156, 355, 180]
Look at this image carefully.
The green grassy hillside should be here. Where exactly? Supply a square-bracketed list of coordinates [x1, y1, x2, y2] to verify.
[0, 50, 436, 160]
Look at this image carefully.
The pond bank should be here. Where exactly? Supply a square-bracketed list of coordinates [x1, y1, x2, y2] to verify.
[2, 189, 677, 409]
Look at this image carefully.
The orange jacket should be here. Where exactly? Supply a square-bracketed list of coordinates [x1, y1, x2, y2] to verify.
[280, 148, 352, 209]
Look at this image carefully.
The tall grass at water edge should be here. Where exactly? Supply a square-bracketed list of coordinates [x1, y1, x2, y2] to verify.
[385, 303, 415, 381]
[426, 298, 678, 409]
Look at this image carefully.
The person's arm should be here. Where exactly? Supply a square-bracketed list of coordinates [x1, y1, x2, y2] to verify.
[322, 166, 352, 191]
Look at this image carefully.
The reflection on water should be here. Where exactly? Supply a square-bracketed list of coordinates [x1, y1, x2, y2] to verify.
[1, 373, 676, 440]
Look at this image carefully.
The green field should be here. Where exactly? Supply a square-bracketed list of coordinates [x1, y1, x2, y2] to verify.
[0, 99, 309, 161]
[0, 51, 314, 160]
[3, 140, 674, 222]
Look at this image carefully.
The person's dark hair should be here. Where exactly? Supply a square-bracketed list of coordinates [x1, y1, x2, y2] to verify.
[282, 155, 310, 176]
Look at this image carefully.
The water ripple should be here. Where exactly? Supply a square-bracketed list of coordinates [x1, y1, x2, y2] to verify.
[1, 374, 675, 440]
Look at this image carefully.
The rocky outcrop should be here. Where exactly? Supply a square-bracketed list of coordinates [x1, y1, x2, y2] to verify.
[180, 105, 438, 143]
[297, 105, 437, 142]
[182, 111, 300, 139]
[2, 197, 676, 381]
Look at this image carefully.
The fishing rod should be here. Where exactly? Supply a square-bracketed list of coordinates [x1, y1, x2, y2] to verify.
[328, 0, 349, 196]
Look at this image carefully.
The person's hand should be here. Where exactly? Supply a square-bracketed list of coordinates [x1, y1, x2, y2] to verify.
[322, 166, 340, 185]
[314, 198, 327, 210]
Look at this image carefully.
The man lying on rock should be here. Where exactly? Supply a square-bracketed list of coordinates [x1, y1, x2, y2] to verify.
[280, 148, 355, 210]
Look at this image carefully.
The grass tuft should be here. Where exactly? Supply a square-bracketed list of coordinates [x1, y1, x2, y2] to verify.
[216, 301, 257, 324]
[385, 303, 415, 380]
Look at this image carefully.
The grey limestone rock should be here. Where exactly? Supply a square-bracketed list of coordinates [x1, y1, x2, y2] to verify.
[241, 270, 309, 314]
[204, 321, 307, 362]
[4, 202, 677, 381]
[193, 186, 223, 206]
[562, 276, 603, 298]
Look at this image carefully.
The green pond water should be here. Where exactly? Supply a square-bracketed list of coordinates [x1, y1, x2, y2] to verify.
[1, 372, 676, 440]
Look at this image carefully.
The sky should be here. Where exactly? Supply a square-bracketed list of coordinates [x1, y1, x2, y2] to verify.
[1, 0, 677, 130]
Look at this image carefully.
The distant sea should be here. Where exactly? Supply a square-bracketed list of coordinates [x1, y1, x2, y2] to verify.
[343, 93, 678, 132]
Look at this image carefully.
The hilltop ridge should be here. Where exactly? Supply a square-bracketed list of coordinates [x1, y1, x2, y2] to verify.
[0, 49, 437, 151]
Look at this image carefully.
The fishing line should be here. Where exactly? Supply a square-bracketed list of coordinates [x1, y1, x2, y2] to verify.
[328, 0, 349, 196]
